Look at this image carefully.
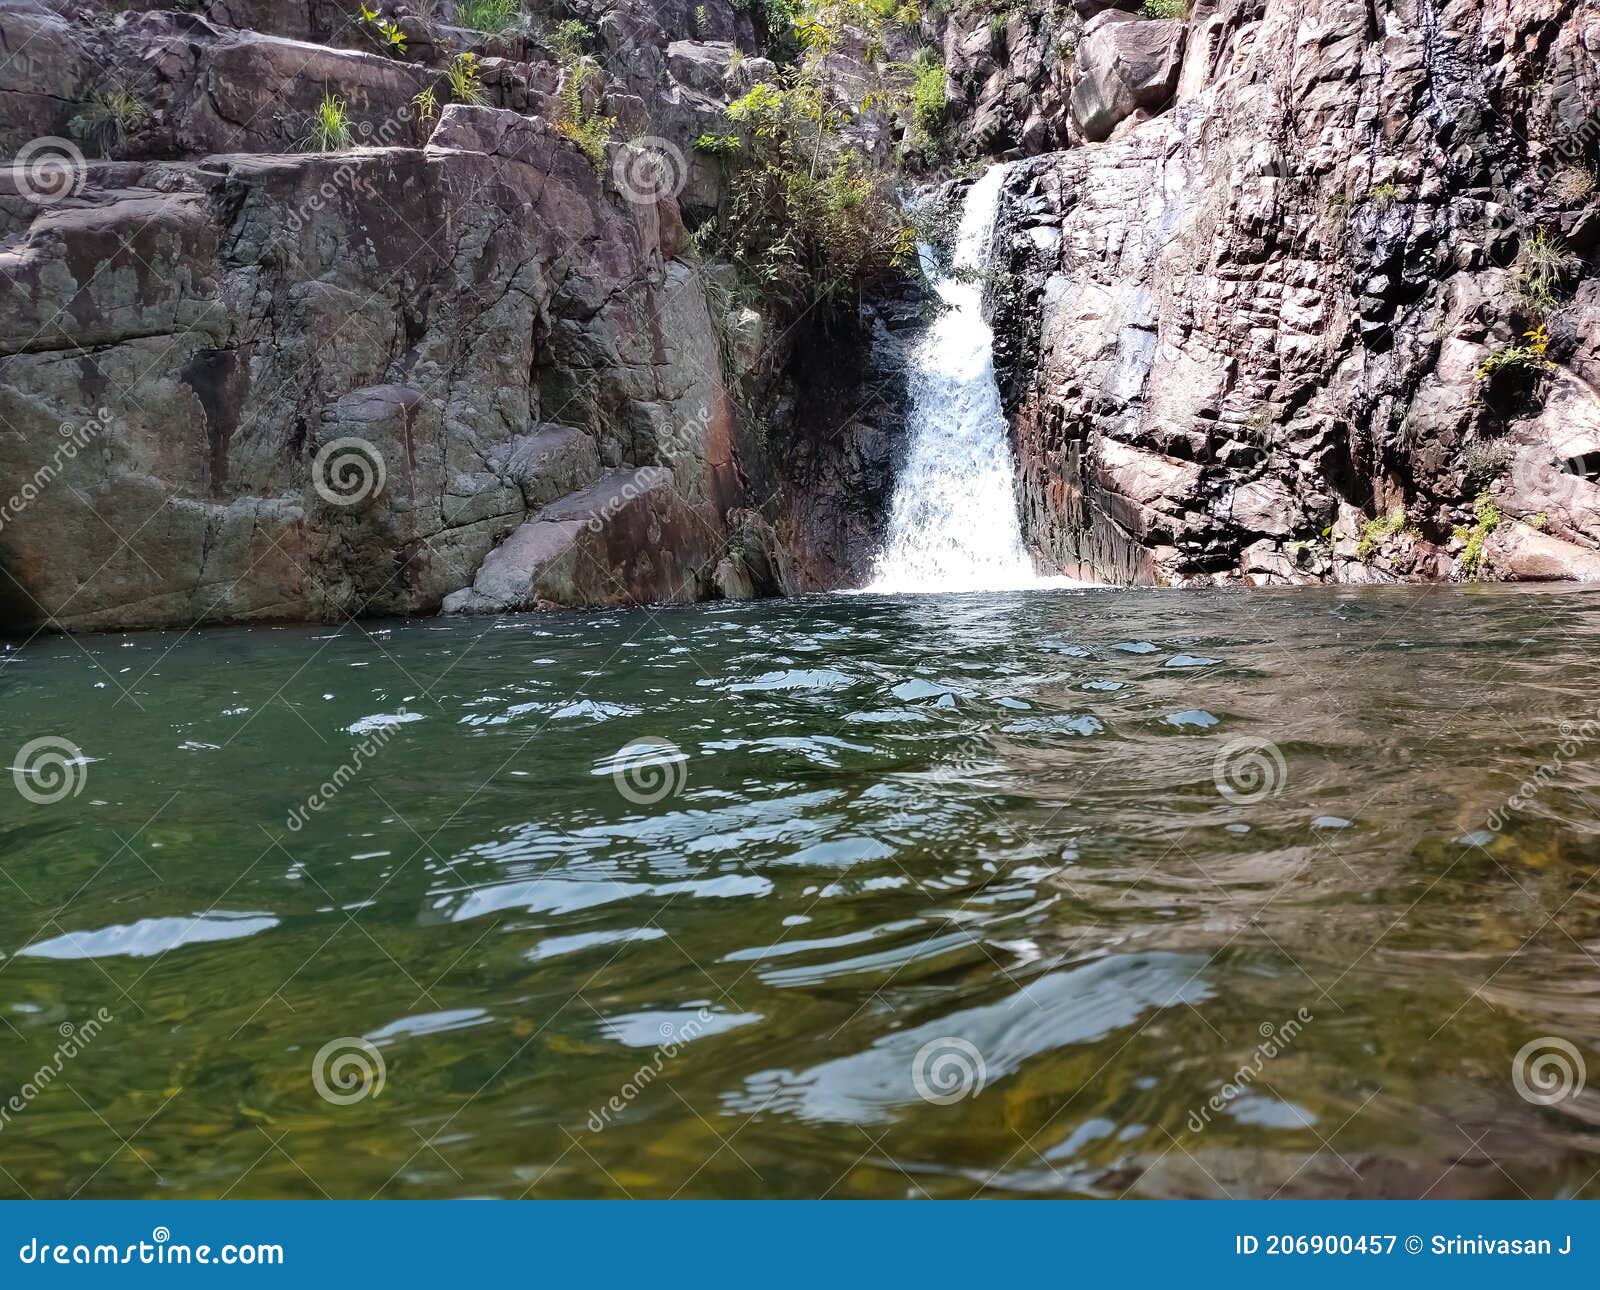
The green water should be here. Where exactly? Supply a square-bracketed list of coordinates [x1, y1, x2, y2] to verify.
[3, 585, 1600, 1198]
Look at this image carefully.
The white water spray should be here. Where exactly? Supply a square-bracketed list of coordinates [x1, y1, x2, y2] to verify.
[867, 164, 1043, 594]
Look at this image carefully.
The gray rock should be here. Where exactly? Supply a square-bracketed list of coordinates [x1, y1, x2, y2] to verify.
[1069, 16, 1185, 143]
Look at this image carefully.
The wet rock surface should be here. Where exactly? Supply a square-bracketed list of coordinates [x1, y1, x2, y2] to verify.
[979, 0, 1600, 586]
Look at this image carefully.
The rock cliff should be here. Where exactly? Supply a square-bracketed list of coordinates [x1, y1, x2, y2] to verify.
[0, 0, 906, 631]
[972, 0, 1600, 585]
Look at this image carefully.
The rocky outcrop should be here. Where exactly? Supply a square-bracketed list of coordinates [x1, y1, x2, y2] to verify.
[986, 0, 1600, 586]
[0, 0, 904, 632]
[1067, 12, 1184, 143]
[0, 95, 750, 631]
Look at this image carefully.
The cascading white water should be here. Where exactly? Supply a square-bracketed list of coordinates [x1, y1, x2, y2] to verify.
[867, 163, 1043, 594]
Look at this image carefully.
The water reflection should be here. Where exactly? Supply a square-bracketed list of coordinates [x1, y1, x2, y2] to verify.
[0, 585, 1598, 1197]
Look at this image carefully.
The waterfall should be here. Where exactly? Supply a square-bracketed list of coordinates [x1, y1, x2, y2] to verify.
[867, 163, 1043, 594]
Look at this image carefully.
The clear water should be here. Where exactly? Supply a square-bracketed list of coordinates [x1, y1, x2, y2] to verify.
[868, 166, 1045, 593]
[2, 585, 1600, 1198]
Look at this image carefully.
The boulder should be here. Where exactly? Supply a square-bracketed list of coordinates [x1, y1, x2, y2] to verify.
[1069, 15, 1186, 143]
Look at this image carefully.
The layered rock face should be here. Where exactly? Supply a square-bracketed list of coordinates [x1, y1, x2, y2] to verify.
[979, 0, 1600, 585]
[0, 0, 870, 632]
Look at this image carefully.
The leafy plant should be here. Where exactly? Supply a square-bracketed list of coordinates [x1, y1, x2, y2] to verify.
[1356, 507, 1408, 560]
[412, 85, 440, 120]
[703, 0, 922, 316]
[909, 50, 945, 136]
[298, 91, 353, 151]
[357, 3, 408, 56]
[546, 17, 591, 59]
[556, 57, 615, 175]
[1241, 407, 1274, 447]
[1456, 492, 1501, 578]
[68, 89, 149, 156]
[1141, 0, 1187, 15]
[696, 132, 744, 157]
[454, 0, 518, 34]
[447, 51, 486, 105]
[1368, 180, 1400, 207]
[1476, 323, 1554, 381]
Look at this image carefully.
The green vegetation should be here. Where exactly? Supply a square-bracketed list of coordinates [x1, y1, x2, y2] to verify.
[556, 56, 615, 175]
[1368, 180, 1400, 207]
[909, 49, 946, 135]
[987, 11, 1008, 49]
[1140, 0, 1187, 16]
[696, 132, 744, 157]
[357, 3, 408, 56]
[453, 0, 518, 34]
[1515, 229, 1578, 311]
[447, 51, 486, 105]
[68, 89, 149, 156]
[703, 2, 920, 316]
[1356, 507, 1408, 560]
[1475, 323, 1554, 381]
[1241, 406, 1274, 447]
[298, 92, 352, 151]
[898, 47, 946, 169]
[412, 85, 439, 120]
[1455, 492, 1501, 578]
[546, 17, 591, 59]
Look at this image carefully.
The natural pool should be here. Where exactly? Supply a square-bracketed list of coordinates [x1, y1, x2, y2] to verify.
[2, 584, 1598, 1198]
